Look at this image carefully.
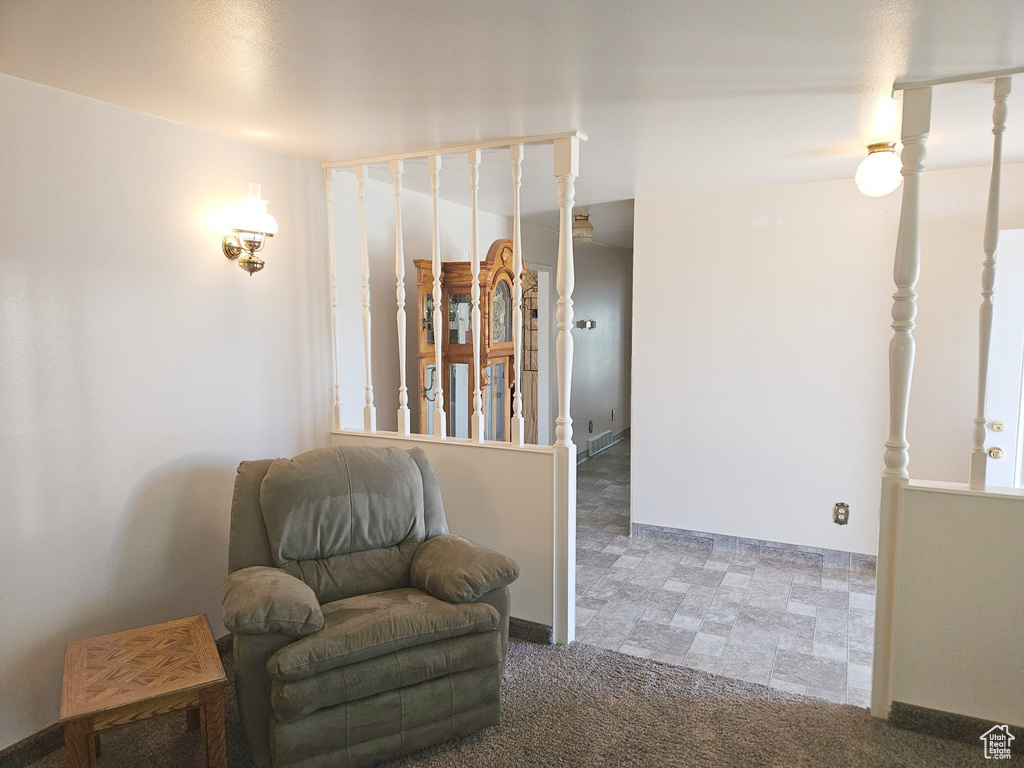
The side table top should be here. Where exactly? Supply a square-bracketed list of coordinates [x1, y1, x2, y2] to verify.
[60, 614, 226, 722]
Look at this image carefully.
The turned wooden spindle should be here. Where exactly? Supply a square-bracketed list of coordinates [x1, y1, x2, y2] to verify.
[325, 170, 341, 431]
[511, 143, 526, 445]
[970, 77, 1012, 490]
[468, 149, 485, 442]
[355, 164, 376, 433]
[873, 85, 931, 719]
[553, 137, 578, 448]
[392, 160, 411, 436]
[428, 154, 446, 438]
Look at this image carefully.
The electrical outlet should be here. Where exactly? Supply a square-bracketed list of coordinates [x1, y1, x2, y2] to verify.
[833, 502, 850, 525]
[588, 420, 594, 434]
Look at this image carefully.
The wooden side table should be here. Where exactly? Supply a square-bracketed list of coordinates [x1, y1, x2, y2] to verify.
[60, 614, 227, 768]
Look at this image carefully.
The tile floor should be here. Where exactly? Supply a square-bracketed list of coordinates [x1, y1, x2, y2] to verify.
[575, 439, 877, 707]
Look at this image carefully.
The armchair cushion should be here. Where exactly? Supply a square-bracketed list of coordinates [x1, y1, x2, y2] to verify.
[259, 447, 428, 604]
[266, 588, 498, 681]
[222, 566, 324, 638]
[270, 631, 502, 722]
[410, 534, 520, 603]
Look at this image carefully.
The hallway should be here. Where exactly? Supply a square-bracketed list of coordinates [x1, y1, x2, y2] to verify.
[575, 440, 876, 706]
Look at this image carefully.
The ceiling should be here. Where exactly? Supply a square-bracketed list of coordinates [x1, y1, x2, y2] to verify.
[2, 0, 1023, 251]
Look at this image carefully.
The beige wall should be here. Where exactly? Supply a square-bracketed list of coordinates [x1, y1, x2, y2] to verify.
[0, 74, 329, 748]
[632, 163, 1024, 554]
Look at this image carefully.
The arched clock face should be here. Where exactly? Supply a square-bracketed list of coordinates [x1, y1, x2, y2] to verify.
[492, 281, 511, 342]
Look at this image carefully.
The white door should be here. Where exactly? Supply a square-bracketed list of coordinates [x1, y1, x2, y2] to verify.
[985, 229, 1024, 488]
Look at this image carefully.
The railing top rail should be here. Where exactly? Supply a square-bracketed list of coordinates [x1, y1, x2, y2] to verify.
[893, 66, 1022, 94]
[322, 130, 587, 170]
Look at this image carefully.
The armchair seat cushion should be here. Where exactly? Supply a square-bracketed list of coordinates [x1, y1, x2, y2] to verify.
[266, 588, 499, 682]
[270, 630, 502, 721]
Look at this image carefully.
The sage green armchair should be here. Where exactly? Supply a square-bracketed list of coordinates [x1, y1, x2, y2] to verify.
[222, 445, 519, 768]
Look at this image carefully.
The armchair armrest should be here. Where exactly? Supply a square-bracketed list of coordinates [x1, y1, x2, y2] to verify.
[222, 566, 324, 638]
[410, 534, 520, 603]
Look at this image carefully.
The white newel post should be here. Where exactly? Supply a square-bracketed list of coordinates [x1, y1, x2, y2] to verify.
[970, 77, 1012, 490]
[392, 160, 411, 436]
[510, 143, 526, 446]
[554, 139, 578, 448]
[872, 86, 931, 719]
[355, 164, 377, 433]
[429, 154, 446, 439]
[468, 149, 485, 442]
[325, 170, 341, 431]
[552, 136, 579, 644]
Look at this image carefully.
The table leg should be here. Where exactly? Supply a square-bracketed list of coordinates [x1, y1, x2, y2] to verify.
[200, 686, 227, 768]
[64, 720, 97, 768]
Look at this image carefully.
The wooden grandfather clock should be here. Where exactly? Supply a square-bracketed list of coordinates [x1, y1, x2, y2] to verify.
[415, 239, 532, 441]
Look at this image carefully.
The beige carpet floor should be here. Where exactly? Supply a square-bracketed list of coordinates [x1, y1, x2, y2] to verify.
[26, 639, 1001, 768]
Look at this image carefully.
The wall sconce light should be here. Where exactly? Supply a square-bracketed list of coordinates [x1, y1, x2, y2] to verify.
[855, 142, 903, 197]
[572, 212, 594, 245]
[223, 183, 279, 275]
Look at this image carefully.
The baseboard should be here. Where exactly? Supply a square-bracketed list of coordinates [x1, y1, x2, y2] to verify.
[577, 428, 630, 464]
[629, 522, 876, 566]
[509, 617, 554, 645]
[889, 701, 1022, 754]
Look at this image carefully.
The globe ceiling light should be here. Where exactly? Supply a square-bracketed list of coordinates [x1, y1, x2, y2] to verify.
[855, 142, 903, 197]
[572, 212, 594, 245]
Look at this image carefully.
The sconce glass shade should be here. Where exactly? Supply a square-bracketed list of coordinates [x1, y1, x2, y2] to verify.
[223, 182, 278, 275]
[572, 212, 594, 245]
[855, 142, 902, 197]
[232, 182, 278, 236]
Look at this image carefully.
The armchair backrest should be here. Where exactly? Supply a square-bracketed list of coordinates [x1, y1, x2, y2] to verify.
[228, 446, 448, 604]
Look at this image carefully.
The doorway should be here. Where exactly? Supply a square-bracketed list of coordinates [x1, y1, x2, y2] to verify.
[982, 228, 1024, 488]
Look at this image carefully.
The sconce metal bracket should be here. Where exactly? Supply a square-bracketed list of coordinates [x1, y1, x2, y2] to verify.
[223, 234, 265, 275]
[222, 234, 245, 260]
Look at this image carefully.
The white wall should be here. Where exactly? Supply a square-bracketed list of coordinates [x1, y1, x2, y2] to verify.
[892, 482, 1024, 726]
[632, 164, 1024, 554]
[0, 74, 329, 749]
[569, 244, 633, 448]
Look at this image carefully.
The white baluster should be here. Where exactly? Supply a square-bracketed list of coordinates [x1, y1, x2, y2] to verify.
[355, 164, 376, 433]
[429, 154, 446, 439]
[325, 169, 341, 431]
[553, 137, 579, 448]
[970, 77, 1012, 490]
[392, 160, 411, 436]
[511, 143, 526, 446]
[468, 149, 485, 442]
[872, 86, 931, 719]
